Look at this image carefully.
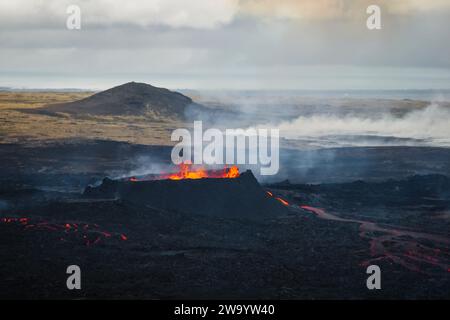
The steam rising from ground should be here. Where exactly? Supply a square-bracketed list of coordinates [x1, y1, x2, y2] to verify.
[265, 104, 450, 147]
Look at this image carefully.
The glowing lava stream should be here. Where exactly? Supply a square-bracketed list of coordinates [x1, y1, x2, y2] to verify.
[299, 205, 450, 274]
[265, 192, 450, 273]
[1, 217, 128, 246]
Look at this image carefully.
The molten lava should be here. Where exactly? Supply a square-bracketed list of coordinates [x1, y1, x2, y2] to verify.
[128, 164, 240, 182]
[165, 164, 240, 180]
[265, 190, 290, 206]
[1, 216, 127, 246]
[275, 197, 289, 206]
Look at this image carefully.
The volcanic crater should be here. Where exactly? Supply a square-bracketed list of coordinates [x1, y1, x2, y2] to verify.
[84, 167, 288, 219]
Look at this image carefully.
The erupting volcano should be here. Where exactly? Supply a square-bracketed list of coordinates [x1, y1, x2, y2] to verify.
[85, 169, 287, 219]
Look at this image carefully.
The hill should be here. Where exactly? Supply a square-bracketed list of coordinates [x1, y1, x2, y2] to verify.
[39, 82, 204, 118]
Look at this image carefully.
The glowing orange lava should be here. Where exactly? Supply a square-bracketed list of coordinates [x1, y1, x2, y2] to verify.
[265, 190, 290, 206]
[1, 216, 128, 246]
[128, 164, 240, 181]
[166, 163, 240, 180]
[275, 197, 289, 206]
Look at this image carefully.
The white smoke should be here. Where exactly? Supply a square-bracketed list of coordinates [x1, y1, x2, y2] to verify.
[266, 104, 450, 147]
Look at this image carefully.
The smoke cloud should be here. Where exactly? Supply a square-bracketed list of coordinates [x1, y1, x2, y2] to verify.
[261, 103, 450, 147]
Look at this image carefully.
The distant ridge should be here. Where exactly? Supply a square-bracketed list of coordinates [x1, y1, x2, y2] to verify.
[39, 82, 204, 118]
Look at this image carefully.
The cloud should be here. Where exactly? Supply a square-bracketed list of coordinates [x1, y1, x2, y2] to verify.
[0, 0, 449, 89]
[239, 0, 450, 20]
[0, 0, 239, 29]
[240, 0, 353, 20]
[388, 0, 450, 14]
[1, 0, 450, 30]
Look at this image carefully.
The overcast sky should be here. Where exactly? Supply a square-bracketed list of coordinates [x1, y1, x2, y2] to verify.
[1, 0, 450, 90]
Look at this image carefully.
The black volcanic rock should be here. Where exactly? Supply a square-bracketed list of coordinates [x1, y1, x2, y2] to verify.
[84, 170, 288, 219]
[41, 82, 204, 118]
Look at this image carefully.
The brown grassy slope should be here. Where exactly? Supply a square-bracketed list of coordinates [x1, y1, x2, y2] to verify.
[0, 92, 183, 145]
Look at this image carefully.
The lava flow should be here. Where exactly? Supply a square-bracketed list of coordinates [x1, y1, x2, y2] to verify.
[299, 205, 450, 274]
[266, 190, 290, 206]
[1, 216, 128, 246]
[261, 194, 450, 274]
[167, 163, 239, 180]
[130, 164, 240, 181]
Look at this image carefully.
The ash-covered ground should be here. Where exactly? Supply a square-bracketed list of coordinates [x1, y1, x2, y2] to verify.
[0, 140, 449, 299]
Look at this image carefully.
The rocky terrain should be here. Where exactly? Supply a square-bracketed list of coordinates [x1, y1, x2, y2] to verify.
[0, 85, 449, 299]
[0, 140, 449, 299]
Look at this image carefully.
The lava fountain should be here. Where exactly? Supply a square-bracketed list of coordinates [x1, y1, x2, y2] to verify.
[129, 163, 240, 182]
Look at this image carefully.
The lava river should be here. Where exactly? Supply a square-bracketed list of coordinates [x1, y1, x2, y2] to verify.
[266, 191, 450, 274]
